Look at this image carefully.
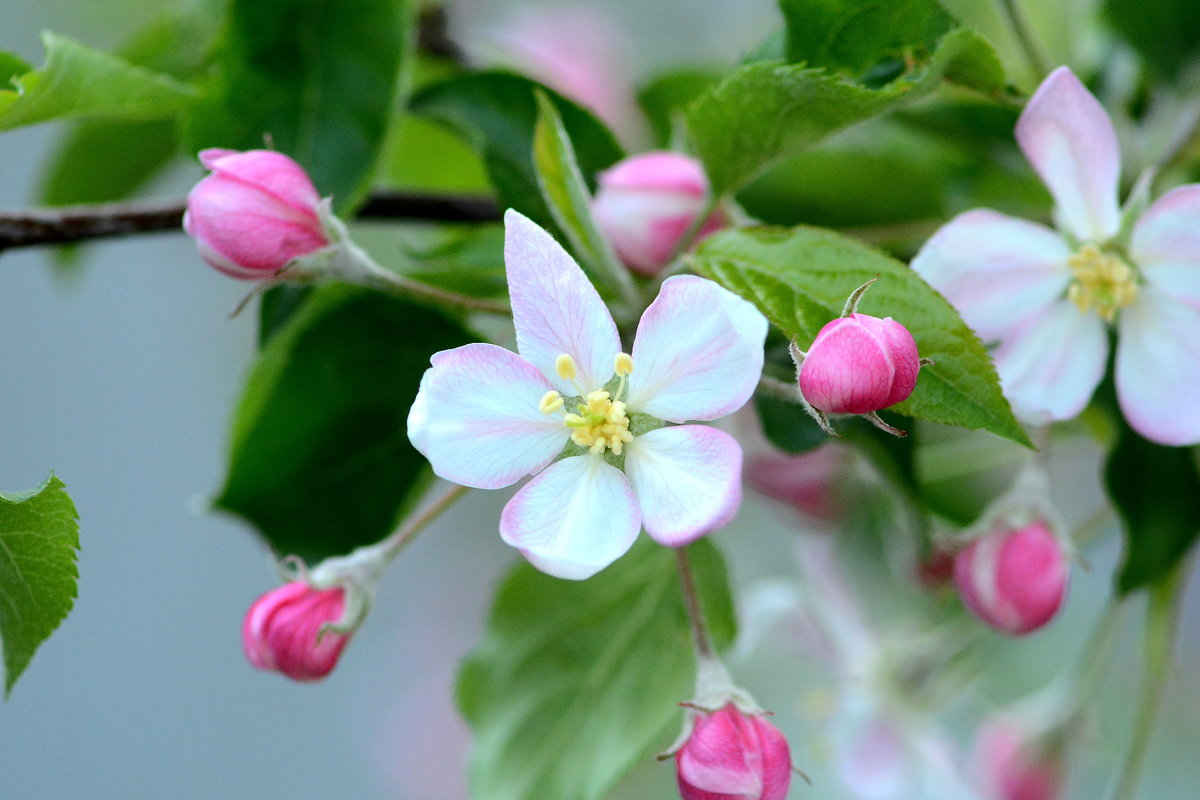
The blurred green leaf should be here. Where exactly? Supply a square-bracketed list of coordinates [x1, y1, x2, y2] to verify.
[0, 474, 79, 697]
[458, 538, 735, 800]
[691, 226, 1030, 445]
[637, 70, 719, 148]
[0, 31, 195, 133]
[411, 72, 623, 233]
[187, 0, 410, 213]
[0, 51, 32, 81]
[688, 28, 1005, 195]
[216, 285, 474, 563]
[1106, 423, 1200, 594]
[1106, 0, 1200, 81]
[780, 0, 954, 76]
[754, 392, 829, 453]
[400, 224, 508, 299]
[40, 3, 219, 207]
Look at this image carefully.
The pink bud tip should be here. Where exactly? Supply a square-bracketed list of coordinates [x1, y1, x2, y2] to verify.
[953, 521, 1068, 636]
[797, 314, 921, 415]
[591, 151, 727, 275]
[242, 581, 351, 682]
[676, 704, 793, 800]
[184, 148, 328, 279]
[975, 718, 1065, 800]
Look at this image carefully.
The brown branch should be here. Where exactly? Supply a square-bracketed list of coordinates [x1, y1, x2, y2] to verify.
[0, 190, 501, 253]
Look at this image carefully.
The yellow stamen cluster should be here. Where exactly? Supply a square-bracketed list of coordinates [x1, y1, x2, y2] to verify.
[538, 351, 636, 456]
[1067, 244, 1138, 322]
[564, 390, 634, 455]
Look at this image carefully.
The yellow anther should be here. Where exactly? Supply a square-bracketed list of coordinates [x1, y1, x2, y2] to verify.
[1067, 244, 1139, 323]
[614, 352, 634, 377]
[555, 353, 578, 381]
[538, 390, 564, 415]
[563, 389, 632, 455]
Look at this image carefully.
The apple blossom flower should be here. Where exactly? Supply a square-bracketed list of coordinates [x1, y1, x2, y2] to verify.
[675, 703, 793, 800]
[591, 151, 729, 275]
[911, 66, 1200, 446]
[407, 209, 767, 579]
[184, 148, 329, 279]
[954, 520, 1068, 636]
[242, 581, 351, 682]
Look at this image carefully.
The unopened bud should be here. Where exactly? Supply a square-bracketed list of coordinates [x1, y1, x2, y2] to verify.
[242, 581, 351, 681]
[975, 717, 1065, 800]
[676, 703, 793, 800]
[798, 313, 922, 416]
[591, 151, 728, 275]
[954, 521, 1068, 636]
[184, 148, 329, 279]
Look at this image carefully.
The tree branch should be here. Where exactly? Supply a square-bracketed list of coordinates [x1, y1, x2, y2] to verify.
[0, 190, 502, 253]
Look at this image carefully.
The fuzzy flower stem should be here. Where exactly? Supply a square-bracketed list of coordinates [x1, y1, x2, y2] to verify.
[676, 545, 717, 662]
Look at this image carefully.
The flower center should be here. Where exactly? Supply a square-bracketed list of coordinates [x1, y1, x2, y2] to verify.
[1066, 244, 1138, 322]
[539, 352, 635, 455]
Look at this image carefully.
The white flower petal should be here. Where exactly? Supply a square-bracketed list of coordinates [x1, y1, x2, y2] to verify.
[1015, 66, 1121, 243]
[1116, 288, 1200, 445]
[910, 209, 1072, 340]
[625, 276, 767, 421]
[407, 344, 570, 490]
[504, 209, 621, 393]
[1129, 184, 1200, 311]
[500, 454, 641, 579]
[624, 425, 742, 546]
[992, 301, 1108, 424]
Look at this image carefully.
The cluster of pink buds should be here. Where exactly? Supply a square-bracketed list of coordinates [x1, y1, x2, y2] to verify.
[241, 581, 351, 682]
[792, 279, 930, 437]
[591, 151, 728, 275]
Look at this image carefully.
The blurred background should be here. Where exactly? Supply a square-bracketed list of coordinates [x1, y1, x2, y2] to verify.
[0, 1, 1198, 799]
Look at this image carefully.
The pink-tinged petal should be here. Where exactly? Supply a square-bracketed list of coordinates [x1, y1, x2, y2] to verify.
[1116, 288, 1200, 445]
[1015, 66, 1121, 243]
[500, 455, 640, 579]
[198, 148, 322, 213]
[407, 344, 570, 490]
[624, 425, 742, 546]
[1129, 184, 1200, 311]
[911, 209, 1072, 340]
[504, 209, 620, 393]
[992, 301, 1107, 424]
[626, 276, 768, 421]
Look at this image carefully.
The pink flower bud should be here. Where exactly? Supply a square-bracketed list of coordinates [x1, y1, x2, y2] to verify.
[745, 445, 846, 523]
[591, 151, 727, 275]
[954, 521, 1068, 636]
[676, 704, 792, 800]
[975, 718, 1064, 800]
[242, 581, 350, 682]
[798, 314, 921, 415]
[184, 148, 329, 279]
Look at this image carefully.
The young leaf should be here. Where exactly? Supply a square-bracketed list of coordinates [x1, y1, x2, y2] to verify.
[186, 0, 410, 213]
[0, 32, 196, 133]
[688, 28, 1005, 195]
[0, 474, 80, 697]
[411, 72, 624, 232]
[781, 0, 954, 76]
[1105, 423, 1200, 594]
[637, 69, 719, 148]
[532, 91, 635, 303]
[691, 225, 1031, 446]
[215, 285, 474, 563]
[458, 539, 735, 800]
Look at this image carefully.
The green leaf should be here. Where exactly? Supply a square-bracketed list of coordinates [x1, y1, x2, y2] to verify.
[459, 539, 734, 800]
[780, 0, 954, 76]
[691, 225, 1031, 446]
[216, 285, 474, 563]
[637, 70, 719, 148]
[754, 392, 829, 453]
[411, 72, 624, 232]
[1106, 0, 1200, 81]
[532, 92, 634, 302]
[0, 474, 80, 697]
[398, 224, 508, 299]
[1105, 423, 1200, 594]
[39, 3, 219, 207]
[0, 51, 31, 81]
[688, 28, 1005, 195]
[187, 0, 410, 213]
[0, 31, 196, 133]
